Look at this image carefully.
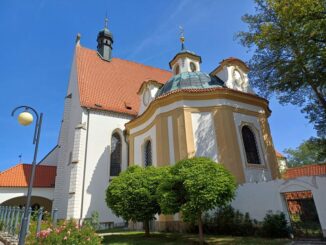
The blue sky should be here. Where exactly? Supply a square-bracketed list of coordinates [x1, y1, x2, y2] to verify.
[0, 0, 316, 171]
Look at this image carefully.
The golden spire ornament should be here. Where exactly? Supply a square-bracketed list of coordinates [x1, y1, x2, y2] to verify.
[179, 26, 185, 50]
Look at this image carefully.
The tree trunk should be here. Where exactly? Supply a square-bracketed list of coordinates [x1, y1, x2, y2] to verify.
[198, 212, 204, 245]
[308, 81, 326, 111]
[294, 50, 326, 112]
[144, 220, 150, 237]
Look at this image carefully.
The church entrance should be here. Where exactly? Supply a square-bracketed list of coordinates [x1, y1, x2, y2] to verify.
[283, 191, 323, 239]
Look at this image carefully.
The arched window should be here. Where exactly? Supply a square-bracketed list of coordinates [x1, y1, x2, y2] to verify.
[174, 64, 180, 75]
[190, 62, 197, 72]
[144, 140, 152, 167]
[110, 132, 122, 176]
[241, 126, 261, 164]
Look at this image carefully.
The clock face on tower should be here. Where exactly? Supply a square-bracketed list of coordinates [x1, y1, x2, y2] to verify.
[143, 89, 150, 106]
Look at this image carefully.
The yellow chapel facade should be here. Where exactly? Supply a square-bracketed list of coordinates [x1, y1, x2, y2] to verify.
[126, 44, 279, 184]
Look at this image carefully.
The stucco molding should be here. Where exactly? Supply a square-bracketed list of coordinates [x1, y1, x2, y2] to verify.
[126, 88, 270, 131]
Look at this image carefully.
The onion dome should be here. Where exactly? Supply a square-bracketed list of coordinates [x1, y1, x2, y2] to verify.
[157, 71, 224, 97]
[97, 17, 114, 61]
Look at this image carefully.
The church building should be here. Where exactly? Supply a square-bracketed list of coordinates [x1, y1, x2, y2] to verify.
[46, 19, 280, 225]
[1, 18, 326, 237]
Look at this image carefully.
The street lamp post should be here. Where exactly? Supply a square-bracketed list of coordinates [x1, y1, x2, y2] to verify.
[11, 106, 43, 245]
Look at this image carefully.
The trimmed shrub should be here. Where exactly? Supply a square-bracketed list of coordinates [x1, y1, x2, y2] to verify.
[201, 207, 290, 238]
[203, 205, 257, 236]
[260, 211, 290, 238]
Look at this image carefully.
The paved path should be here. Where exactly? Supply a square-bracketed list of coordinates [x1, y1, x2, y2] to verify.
[291, 241, 326, 245]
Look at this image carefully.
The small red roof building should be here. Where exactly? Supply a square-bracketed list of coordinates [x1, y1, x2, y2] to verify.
[0, 164, 56, 188]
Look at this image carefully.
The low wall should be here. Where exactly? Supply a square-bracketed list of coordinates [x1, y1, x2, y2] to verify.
[231, 176, 326, 237]
[0, 187, 54, 212]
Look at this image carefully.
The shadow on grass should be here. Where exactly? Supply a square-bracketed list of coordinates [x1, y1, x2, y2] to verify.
[101, 232, 290, 245]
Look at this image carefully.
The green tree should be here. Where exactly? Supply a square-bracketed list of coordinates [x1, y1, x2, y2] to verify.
[106, 165, 167, 236]
[157, 157, 237, 244]
[237, 0, 326, 136]
[284, 137, 326, 166]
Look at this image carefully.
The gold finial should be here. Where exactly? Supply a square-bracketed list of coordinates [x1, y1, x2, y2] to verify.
[179, 26, 185, 50]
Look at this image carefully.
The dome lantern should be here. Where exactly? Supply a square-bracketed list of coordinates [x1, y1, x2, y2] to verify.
[169, 27, 202, 75]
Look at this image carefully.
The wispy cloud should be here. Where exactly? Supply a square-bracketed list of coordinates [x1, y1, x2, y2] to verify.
[126, 0, 190, 60]
[126, 0, 216, 63]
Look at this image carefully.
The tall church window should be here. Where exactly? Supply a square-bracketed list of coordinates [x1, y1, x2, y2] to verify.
[241, 125, 261, 164]
[110, 132, 122, 176]
[144, 140, 152, 167]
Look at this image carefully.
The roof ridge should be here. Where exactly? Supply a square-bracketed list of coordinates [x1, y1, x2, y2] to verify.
[1, 163, 57, 175]
[37, 145, 58, 165]
[0, 163, 22, 176]
[114, 57, 171, 73]
[77, 45, 172, 74]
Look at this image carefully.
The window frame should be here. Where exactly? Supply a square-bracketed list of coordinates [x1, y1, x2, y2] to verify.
[190, 62, 197, 72]
[174, 64, 180, 75]
[241, 125, 262, 165]
[144, 140, 152, 167]
[110, 132, 122, 176]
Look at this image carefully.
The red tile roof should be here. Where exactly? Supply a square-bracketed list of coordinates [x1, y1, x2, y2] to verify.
[76, 46, 172, 115]
[283, 163, 326, 179]
[0, 164, 56, 188]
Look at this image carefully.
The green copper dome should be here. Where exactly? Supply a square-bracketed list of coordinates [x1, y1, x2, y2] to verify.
[157, 72, 224, 97]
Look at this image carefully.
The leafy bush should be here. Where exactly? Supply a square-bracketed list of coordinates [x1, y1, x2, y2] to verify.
[260, 211, 290, 238]
[84, 211, 100, 231]
[0, 221, 3, 231]
[26, 219, 102, 245]
[106, 165, 168, 236]
[203, 205, 257, 236]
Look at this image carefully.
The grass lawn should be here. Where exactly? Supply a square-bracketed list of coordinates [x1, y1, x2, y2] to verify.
[101, 232, 290, 245]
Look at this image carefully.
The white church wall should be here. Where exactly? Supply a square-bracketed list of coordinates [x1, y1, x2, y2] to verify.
[134, 125, 157, 166]
[66, 117, 88, 219]
[80, 110, 131, 223]
[0, 188, 54, 204]
[53, 49, 84, 219]
[53, 47, 132, 223]
[38, 145, 59, 166]
[216, 68, 228, 83]
[191, 112, 218, 162]
[231, 176, 326, 237]
[233, 112, 272, 182]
